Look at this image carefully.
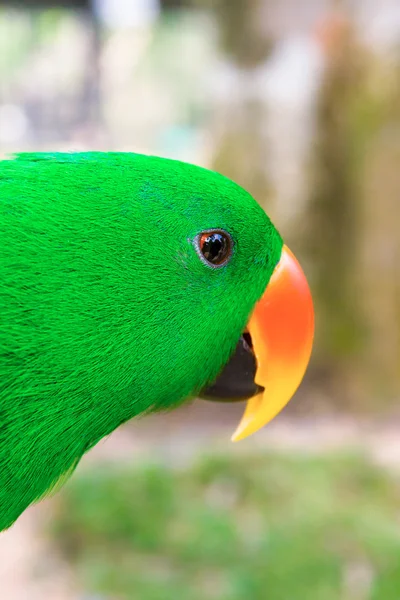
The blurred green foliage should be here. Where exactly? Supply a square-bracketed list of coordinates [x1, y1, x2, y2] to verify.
[50, 452, 400, 600]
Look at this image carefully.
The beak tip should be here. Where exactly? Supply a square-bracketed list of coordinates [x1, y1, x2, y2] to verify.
[230, 419, 254, 442]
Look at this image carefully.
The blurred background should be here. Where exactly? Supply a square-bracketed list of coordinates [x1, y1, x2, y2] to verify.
[1, 0, 400, 598]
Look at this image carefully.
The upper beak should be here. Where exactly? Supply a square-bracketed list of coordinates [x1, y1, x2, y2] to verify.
[232, 245, 314, 441]
[200, 245, 314, 441]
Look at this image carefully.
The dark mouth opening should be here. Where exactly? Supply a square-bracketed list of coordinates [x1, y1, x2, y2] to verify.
[242, 330, 253, 352]
[200, 331, 264, 403]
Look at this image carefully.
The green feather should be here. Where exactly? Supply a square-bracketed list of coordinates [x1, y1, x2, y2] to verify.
[0, 152, 282, 530]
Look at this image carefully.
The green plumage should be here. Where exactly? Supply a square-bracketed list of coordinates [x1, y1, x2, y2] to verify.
[0, 152, 282, 530]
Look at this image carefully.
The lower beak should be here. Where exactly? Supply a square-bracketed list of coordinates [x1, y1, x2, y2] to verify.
[201, 245, 314, 441]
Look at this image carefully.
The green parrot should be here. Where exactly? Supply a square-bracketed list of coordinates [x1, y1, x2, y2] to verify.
[0, 152, 314, 531]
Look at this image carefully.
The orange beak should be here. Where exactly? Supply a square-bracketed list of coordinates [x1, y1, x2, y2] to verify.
[232, 245, 314, 442]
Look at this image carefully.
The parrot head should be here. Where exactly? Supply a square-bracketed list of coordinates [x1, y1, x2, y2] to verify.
[0, 152, 314, 528]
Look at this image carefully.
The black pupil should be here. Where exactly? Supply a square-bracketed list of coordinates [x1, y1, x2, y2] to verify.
[202, 233, 228, 264]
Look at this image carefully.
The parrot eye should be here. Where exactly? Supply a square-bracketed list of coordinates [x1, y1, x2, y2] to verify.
[196, 230, 232, 267]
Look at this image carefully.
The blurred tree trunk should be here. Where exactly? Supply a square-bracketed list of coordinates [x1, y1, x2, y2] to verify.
[354, 59, 400, 407]
[305, 13, 400, 411]
[205, 0, 274, 208]
[303, 16, 366, 408]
